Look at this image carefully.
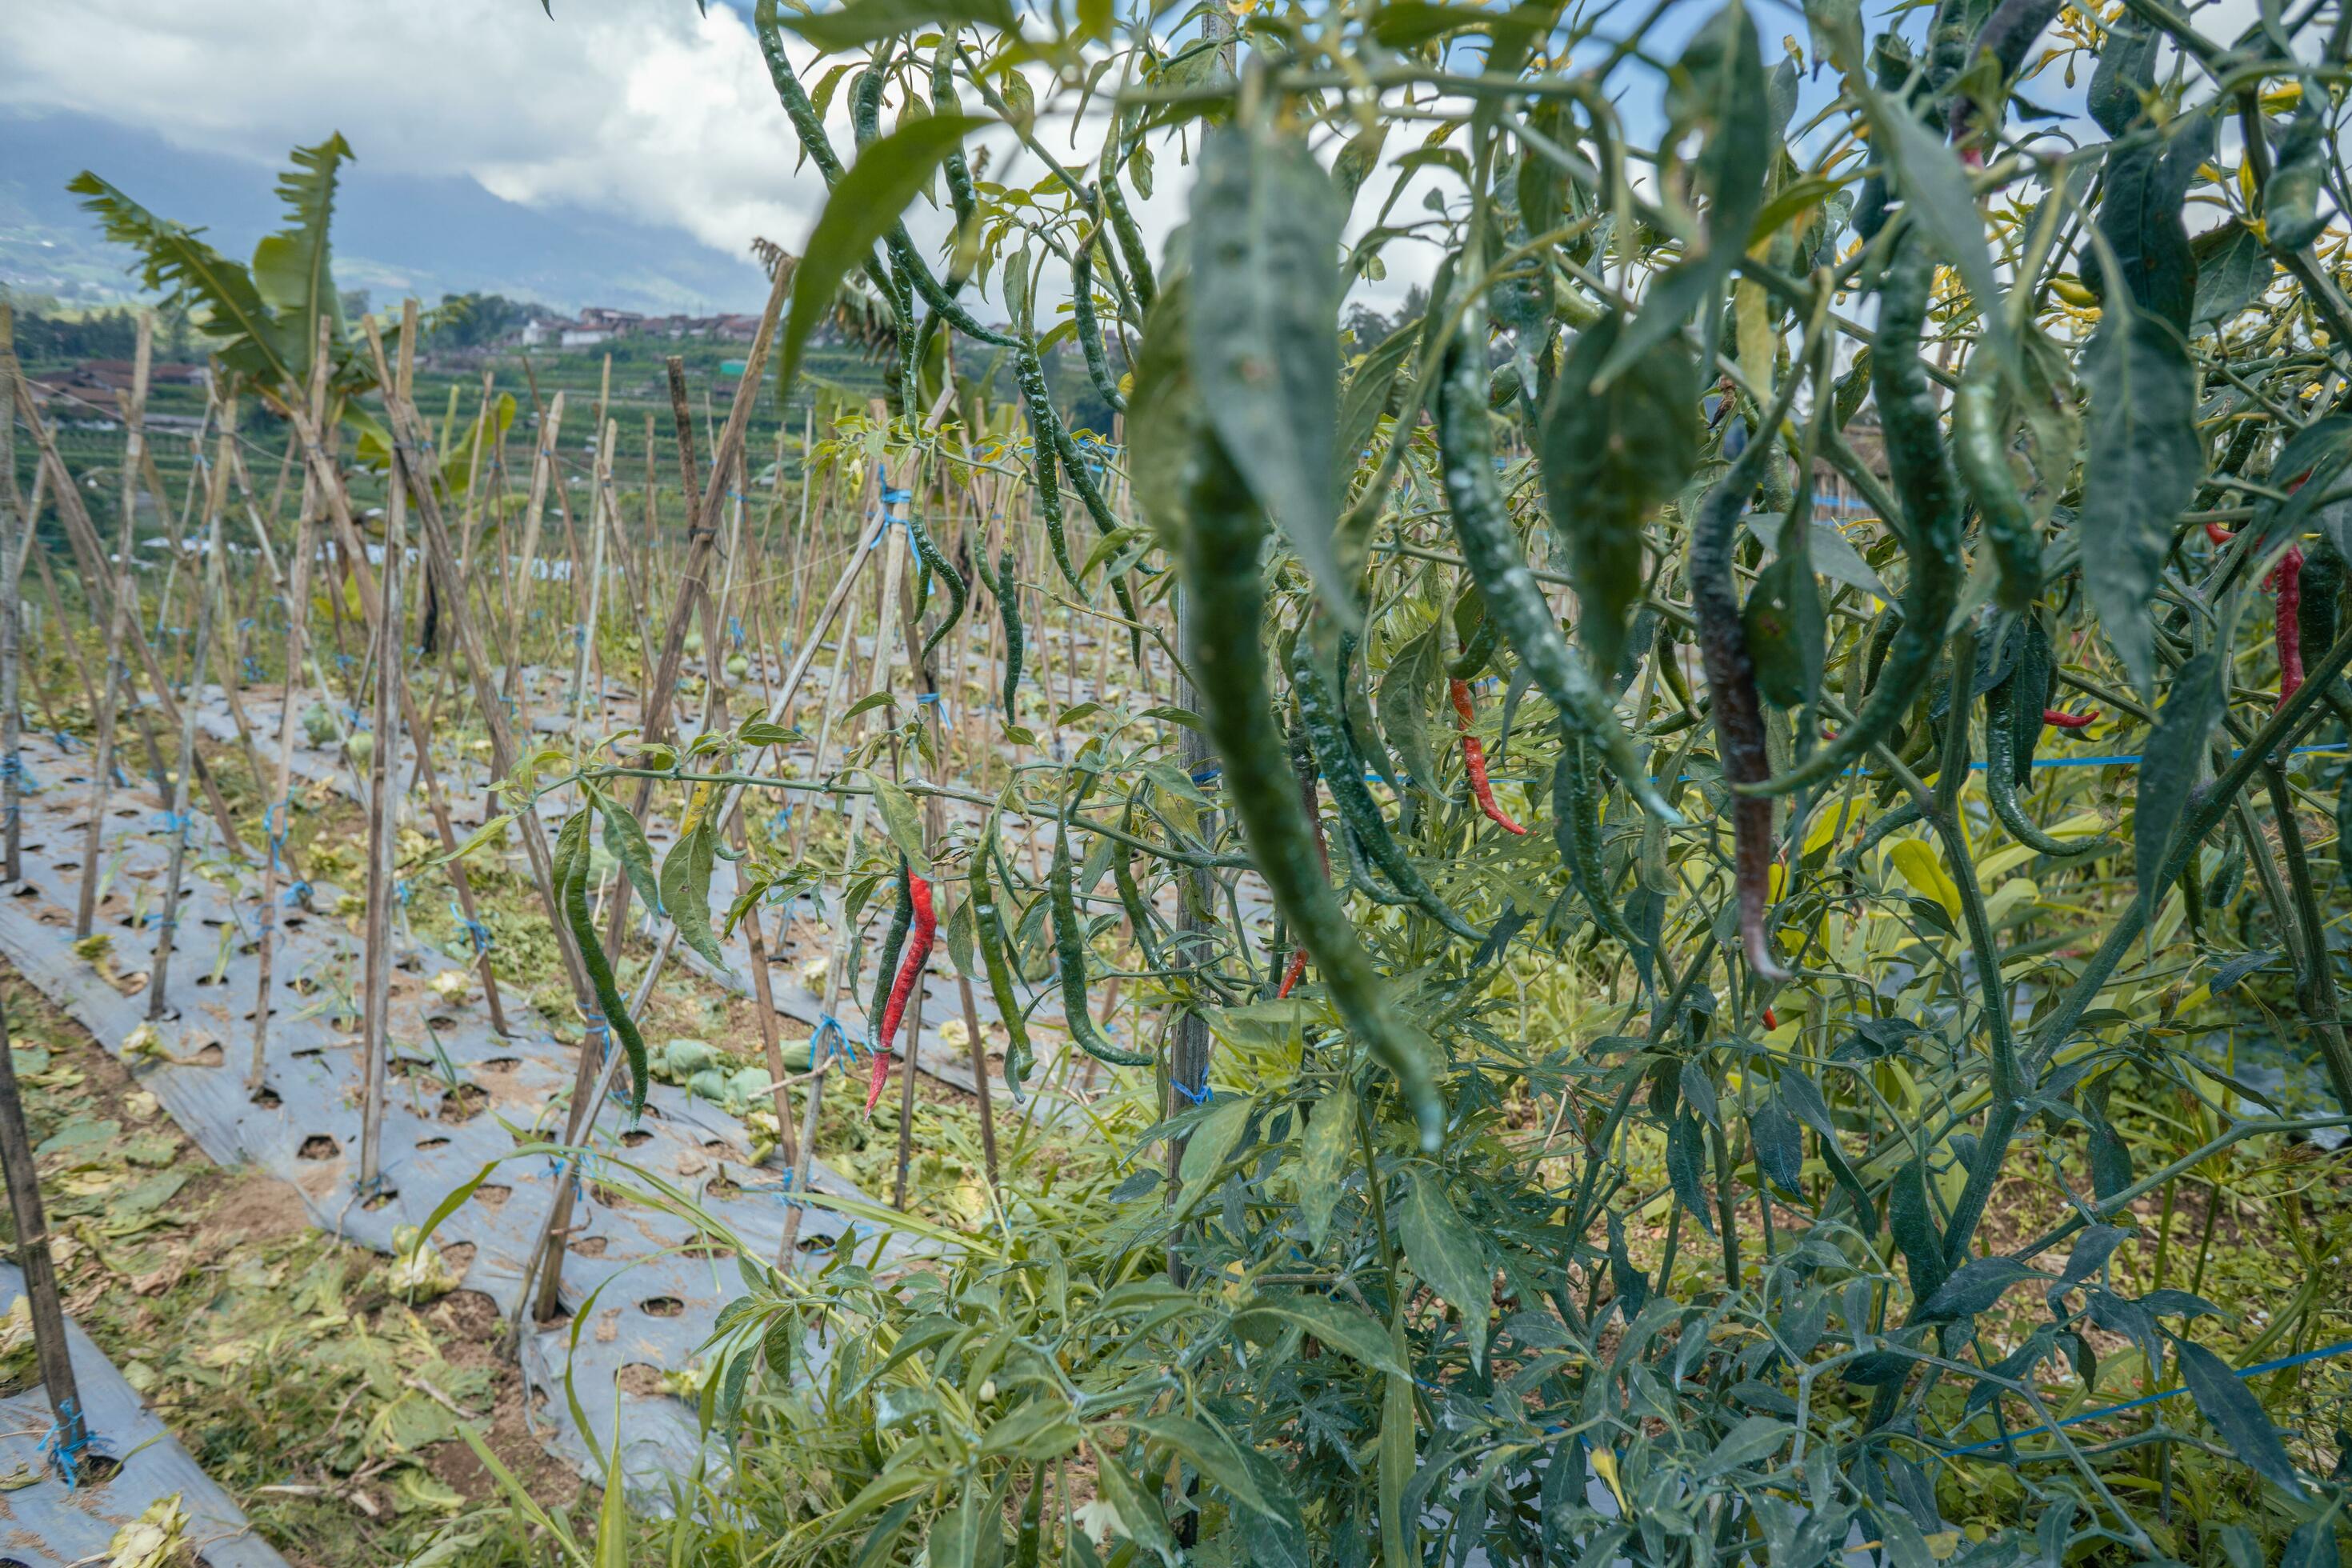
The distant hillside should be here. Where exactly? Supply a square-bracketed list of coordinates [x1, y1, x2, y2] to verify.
[0, 110, 772, 317]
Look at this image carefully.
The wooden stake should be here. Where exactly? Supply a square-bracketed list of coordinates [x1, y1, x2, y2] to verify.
[0, 988, 90, 1474]
[74, 316, 152, 939]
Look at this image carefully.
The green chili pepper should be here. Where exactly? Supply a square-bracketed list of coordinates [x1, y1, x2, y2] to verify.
[972, 818, 1034, 1102]
[1070, 227, 1128, 415]
[556, 809, 650, 1113]
[1840, 798, 1926, 870]
[1449, 590, 1500, 681]
[1111, 797, 1168, 973]
[905, 509, 967, 664]
[868, 859, 914, 1046]
[1746, 230, 1962, 798]
[1102, 170, 1157, 310]
[1434, 315, 1680, 826]
[1030, 435, 1082, 590]
[1552, 726, 1650, 958]
[2299, 538, 2344, 666]
[1014, 1464, 1045, 1568]
[1178, 427, 1445, 1149]
[1982, 678, 2113, 856]
[1016, 346, 1122, 550]
[992, 546, 1025, 716]
[1293, 629, 1481, 941]
[1050, 818, 1151, 1066]
[2264, 106, 2329, 254]
[1953, 361, 2042, 614]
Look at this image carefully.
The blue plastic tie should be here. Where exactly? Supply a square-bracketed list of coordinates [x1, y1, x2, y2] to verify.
[814, 1013, 866, 1065]
[450, 901, 494, 953]
[1171, 1079, 1212, 1106]
[41, 1397, 91, 1488]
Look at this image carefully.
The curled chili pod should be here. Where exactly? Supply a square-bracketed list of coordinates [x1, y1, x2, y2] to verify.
[866, 874, 937, 1114]
[1069, 226, 1128, 415]
[1686, 380, 1795, 984]
[1450, 678, 1527, 834]
[1017, 344, 1122, 542]
[1746, 230, 1963, 800]
[1110, 797, 1167, 974]
[1434, 314, 1680, 826]
[1982, 679, 2112, 856]
[1952, 360, 2042, 614]
[1551, 725, 1650, 957]
[867, 860, 914, 1052]
[1178, 427, 1445, 1149]
[905, 509, 968, 665]
[1050, 820, 1151, 1067]
[1294, 630, 1482, 941]
[2042, 706, 2098, 729]
[556, 809, 651, 1114]
[1276, 948, 1310, 998]
[971, 818, 1034, 1103]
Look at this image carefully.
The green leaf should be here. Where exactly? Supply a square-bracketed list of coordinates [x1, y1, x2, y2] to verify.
[1748, 1095, 1804, 1194]
[1339, 316, 1421, 482]
[1174, 1093, 1250, 1215]
[590, 785, 661, 917]
[2173, 1338, 2307, 1499]
[1399, 1170, 1492, 1368]
[1298, 1083, 1356, 1251]
[1596, 3, 1768, 387]
[2134, 651, 2222, 917]
[2079, 299, 2199, 694]
[1375, 627, 1444, 795]
[870, 778, 934, 876]
[1090, 1450, 1178, 1565]
[68, 171, 292, 388]
[784, 0, 1014, 50]
[773, 114, 991, 399]
[2191, 220, 2274, 325]
[2096, 119, 2210, 335]
[1127, 1414, 1280, 1522]
[1888, 1160, 1947, 1305]
[430, 810, 516, 870]
[979, 1398, 1083, 1460]
[1234, 1294, 1411, 1378]
[1378, 1362, 1415, 1566]
[658, 817, 726, 969]
[1876, 109, 2004, 343]
[1699, 1414, 1790, 1477]
[1666, 1112, 1715, 1236]
[249, 133, 354, 388]
[1542, 312, 1698, 674]
[1918, 1256, 2043, 1320]
[1189, 120, 1355, 626]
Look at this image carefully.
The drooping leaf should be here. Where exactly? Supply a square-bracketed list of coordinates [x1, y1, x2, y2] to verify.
[1375, 627, 1445, 795]
[783, 0, 1014, 50]
[658, 814, 728, 969]
[1091, 1450, 1178, 1565]
[1298, 1082, 1356, 1250]
[1234, 1294, 1411, 1378]
[773, 113, 991, 399]
[590, 784, 662, 916]
[1399, 1170, 1493, 1368]
[2172, 1338, 2307, 1499]
[2095, 118, 2211, 336]
[2134, 652, 2222, 916]
[1190, 119, 1354, 626]
[249, 133, 354, 386]
[870, 777, 934, 877]
[1918, 1257, 2043, 1321]
[2078, 298, 2199, 694]
[1542, 312, 1699, 674]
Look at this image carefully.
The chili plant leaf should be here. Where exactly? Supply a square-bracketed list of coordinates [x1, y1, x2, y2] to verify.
[1298, 1082, 1357, 1250]
[1090, 1449, 1179, 1565]
[782, 0, 1014, 51]
[2171, 1338, 2307, 1499]
[2079, 297, 2199, 695]
[590, 783, 661, 916]
[2134, 651, 2222, 917]
[871, 777, 934, 877]
[1376, 627, 1445, 796]
[1918, 1257, 2043, 1321]
[1400, 1170, 1493, 1368]
[1542, 312, 1698, 674]
[1189, 119, 1354, 626]
[658, 815, 727, 969]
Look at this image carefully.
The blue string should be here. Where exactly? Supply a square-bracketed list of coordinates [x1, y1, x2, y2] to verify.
[52, 731, 77, 754]
[41, 1397, 90, 1487]
[153, 810, 189, 834]
[916, 692, 943, 708]
[1171, 1078, 1212, 1106]
[450, 901, 494, 953]
[1943, 1336, 2352, 1457]
[814, 1014, 866, 1065]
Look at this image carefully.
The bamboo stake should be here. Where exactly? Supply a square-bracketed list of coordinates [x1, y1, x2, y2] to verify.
[0, 990, 90, 1473]
[0, 306, 26, 883]
[75, 317, 153, 939]
[148, 398, 235, 1019]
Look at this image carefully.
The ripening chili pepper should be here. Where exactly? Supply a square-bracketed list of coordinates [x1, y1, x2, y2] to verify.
[1277, 948, 1309, 998]
[1686, 364, 1793, 983]
[1743, 231, 1964, 800]
[1450, 678, 1526, 834]
[866, 873, 935, 1114]
[2270, 545, 2306, 705]
[1762, 1006, 1778, 1030]
[2042, 706, 2098, 729]
[2204, 522, 2236, 546]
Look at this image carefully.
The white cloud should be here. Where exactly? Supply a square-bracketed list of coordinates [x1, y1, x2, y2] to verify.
[0, 0, 831, 266]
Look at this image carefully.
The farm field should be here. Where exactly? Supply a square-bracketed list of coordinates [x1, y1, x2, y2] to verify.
[1, 0, 2350, 1564]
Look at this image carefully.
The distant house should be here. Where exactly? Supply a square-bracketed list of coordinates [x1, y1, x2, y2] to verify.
[71, 359, 210, 391]
[516, 316, 570, 348]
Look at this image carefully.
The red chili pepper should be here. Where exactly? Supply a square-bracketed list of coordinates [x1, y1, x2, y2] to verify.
[1762, 1006, 1778, 1030]
[866, 874, 935, 1114]
[1277, 948, 1309, 998]
[2270, 545, 2306, 706]
[2204, 522, 2236, 546]
[1449, 678, 1526, 835]
[2042, 707, 2098, 730]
